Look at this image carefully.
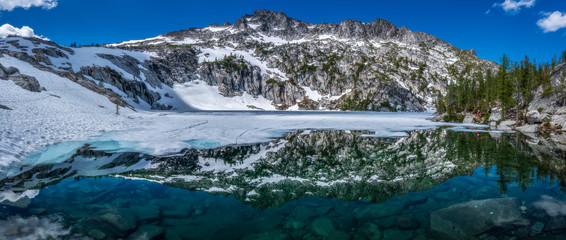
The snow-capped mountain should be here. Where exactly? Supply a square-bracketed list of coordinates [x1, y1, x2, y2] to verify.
[0, 10, 497, 112]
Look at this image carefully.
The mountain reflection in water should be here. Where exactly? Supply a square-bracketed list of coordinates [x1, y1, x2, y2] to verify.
[1, 128, 565, 239]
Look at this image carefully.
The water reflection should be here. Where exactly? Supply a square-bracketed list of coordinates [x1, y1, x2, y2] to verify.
[0, 128, 565, 239]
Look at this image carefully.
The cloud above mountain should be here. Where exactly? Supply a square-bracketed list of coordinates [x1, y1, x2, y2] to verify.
[537, 11, 566, 33]
[0, 0, 57, 11]
[0, 24, 47, 40]
[493, 0, 535, 14]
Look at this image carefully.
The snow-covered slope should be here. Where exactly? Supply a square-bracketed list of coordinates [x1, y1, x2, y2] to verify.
[0, 55, 136, 168]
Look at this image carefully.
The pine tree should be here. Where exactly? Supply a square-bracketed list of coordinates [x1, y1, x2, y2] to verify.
[496, 54, 513, 114]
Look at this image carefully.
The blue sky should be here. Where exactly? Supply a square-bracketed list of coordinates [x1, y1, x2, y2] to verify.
[0, 0, 565, 63]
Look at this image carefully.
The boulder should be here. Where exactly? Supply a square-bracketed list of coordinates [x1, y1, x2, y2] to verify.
[526, 111, 545, 124]
[489, 121, 497, 130]
[430, 198, 525, 240]
[515, 124, 540, 133]
[497, 121, 516, 131]
[488, 112, 502, 122]
[463, 114, 475, 124]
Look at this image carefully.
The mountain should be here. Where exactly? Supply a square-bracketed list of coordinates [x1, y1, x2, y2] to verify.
[0, 10, 497, 112]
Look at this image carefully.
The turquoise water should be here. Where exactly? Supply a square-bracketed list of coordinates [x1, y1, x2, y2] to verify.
[0, 167, 563, 240]
[1, 129, 566, 239]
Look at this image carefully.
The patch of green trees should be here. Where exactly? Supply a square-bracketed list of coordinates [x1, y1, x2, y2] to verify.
[437, 50, 566, 121]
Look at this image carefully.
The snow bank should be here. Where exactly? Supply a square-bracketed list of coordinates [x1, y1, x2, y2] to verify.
[172, 80, 276, 110]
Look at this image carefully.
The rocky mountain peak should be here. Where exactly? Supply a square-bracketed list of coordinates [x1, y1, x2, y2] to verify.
[233, 9, 303, 31]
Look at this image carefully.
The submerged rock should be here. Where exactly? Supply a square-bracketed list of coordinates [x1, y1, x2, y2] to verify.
[396, 215, 420, 230]
[310, 217, 336, 237]
[382, 229, 413, 240]
[359, 222, 381, 239]
[544, 217, 566, 232]
[131, 225, 164, 240]
[355, 199, 406, 219]
[430, 198, 525, 240]
[99, 210, 137, 232]
[241, 230, 289, 240]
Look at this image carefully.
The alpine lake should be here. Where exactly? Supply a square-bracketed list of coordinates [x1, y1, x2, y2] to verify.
[1, 112, 566, 240]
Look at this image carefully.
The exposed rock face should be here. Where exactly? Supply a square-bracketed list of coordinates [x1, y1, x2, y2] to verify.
[105, 10, 496, 111]
[516, 124, 540, 133]
[78, 65, 169, 109]
[526, 62, 566, 129]
[0, 10, 499, 111]
[0, 63, 43, 92]
[430, 198, 526, 240]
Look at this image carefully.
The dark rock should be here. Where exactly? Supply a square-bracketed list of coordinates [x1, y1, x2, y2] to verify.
[241, 230, 289, 240]
[544, 217, 566, 232]
[375, 215, 397, 229]
[0, 104, 11, 110]
[396, 216, 420, 230]
[0, 63, 43, 92]
[382, 229, 413, 240]
[531, 221, 545, 235]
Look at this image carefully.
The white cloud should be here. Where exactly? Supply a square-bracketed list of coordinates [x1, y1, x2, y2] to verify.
[0, 0, 57, 11]
[0, 24, 48, 40]
[493, 0, 535, 14]
[538, 11, 566, 33]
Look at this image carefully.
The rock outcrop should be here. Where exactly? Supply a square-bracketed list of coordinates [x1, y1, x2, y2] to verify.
[0, 63, 43, 92]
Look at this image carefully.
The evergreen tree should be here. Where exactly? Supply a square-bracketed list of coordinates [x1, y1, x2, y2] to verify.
[497, 54, 513, 114]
